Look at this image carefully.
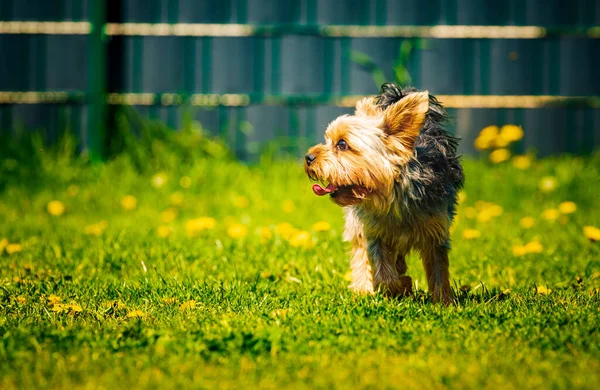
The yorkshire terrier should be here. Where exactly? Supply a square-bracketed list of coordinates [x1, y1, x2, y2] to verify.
[304, 84, 464, 305]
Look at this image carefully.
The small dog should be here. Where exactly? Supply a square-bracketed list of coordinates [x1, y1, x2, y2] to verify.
[304, 84, 464, 305]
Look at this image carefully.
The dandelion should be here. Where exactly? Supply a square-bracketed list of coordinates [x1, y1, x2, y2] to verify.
[47, 200, 65, 216]
[539, 176, 557, 192]
[474, 125, 499, 150]
[583, 226, 600, 242]
[512, 245, 528, 257]
[66, 184, 80, 197]
[15, 296, 26, 305]
[156, 226, 172, 238]
[53, 302, 83, 314]
[227, 224, 248, 239]
[127, 309, 145, 318]
[170, 192, 184, 206]
[185, 217, 216, 237]
[524, 241, 543, 254]
[257, 227, 273, 242]
[151, 173, 168, 189]
[558, 201, 577, 214]
[47, 294, 62, 304]
[0, 238, 8, 253]
[512, 155, 532, 170]
[84, 220, 108, 236]
[289, 230, 314, 249]
[233, 195, 249, 208]
[275, 222, 297, 239]
[312, 221, 331, 232]
[536, 286, 552, 295]
[499, 124, 524, 142]
[121, 195, 137, 211]
[489, 148, 511, 164]
[282, 200, 295, 213]
[179, 176, 192, 189]
[161, 208, 178, 223]
[179, 300, 196, 312]
[457, 191, 467, 204]
[462, 229, 481, 240]
[6, 243, 22, 254]
[541, 209, 559, 221]
[520, 217, 535, 229]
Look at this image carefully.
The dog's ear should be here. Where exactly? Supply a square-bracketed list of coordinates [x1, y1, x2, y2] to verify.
[355, 97, 381, 117]
[382, 91, 429, 148]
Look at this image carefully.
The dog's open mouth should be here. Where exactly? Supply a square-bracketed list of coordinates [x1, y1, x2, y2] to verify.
[312, 183, 367, 199]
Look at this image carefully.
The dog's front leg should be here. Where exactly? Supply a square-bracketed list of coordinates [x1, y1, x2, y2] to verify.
[348, 239, 375, 294]
[368, 239, 411, 297]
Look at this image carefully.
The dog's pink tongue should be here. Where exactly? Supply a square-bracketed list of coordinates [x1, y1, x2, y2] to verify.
[312, 183, 337, 196]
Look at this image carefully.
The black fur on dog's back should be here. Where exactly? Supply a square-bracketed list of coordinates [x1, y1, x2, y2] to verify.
[375, 83, 464, 217]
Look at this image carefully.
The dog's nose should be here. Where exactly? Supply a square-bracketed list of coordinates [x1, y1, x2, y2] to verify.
[305, 153, 316, 165]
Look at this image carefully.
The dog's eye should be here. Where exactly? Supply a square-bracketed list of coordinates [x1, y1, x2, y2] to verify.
[336, 139, 349, 151]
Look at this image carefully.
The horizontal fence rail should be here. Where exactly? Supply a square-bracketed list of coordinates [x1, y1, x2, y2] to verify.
[1, 0, 599, 159]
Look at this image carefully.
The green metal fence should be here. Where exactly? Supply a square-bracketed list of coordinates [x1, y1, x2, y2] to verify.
[1, 0, 599, 159]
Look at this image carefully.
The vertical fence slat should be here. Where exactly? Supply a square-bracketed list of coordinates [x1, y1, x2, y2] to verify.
[86, 0, 107, 159]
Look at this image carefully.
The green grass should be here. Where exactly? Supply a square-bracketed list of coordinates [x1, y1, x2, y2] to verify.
[1, 138, 600, 389]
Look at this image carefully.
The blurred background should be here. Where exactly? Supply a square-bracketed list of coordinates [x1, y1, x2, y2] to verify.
[0, 0, 599, 160]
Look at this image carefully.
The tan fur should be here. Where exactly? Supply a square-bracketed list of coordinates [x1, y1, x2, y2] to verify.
[305, 90, 454, 305]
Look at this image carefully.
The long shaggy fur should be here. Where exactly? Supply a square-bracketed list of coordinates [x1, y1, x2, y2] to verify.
[304, 83, 464, 304]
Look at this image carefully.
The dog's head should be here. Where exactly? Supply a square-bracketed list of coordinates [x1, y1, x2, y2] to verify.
[304, 91, 429, 209]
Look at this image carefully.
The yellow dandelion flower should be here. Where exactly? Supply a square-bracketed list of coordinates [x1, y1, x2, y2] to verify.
[558, 201, 577, 214]
[541, 209, 559, 221]
[462, 229, 481, 240]
[233, 195, 250, 208]
[179, 176, 192, 189]
[66, 184, 80, 197]
[156, 226, 172, 238]
[512, 245, 527, 257]
[275, 222, 297, 239]
[185, 217, 216, 236]
[0, 238, 8, 253]
[179, 300, 196, 312]
[536, 286, 552, 295]
[512, 155, 532, 170]
[457, 191, 467, 204]
[170, 192, 184, 206]
[480, 125, 500, 139]
[343, 271, 353, 282]
[494, 136, 510, 148]
[489, 148, 511, 164]
[227, 224, 248, 239]
[499, 124, 524, 142]
[539, 176, 557, 192]
[151, 173, 168, 189]
[15, 295, 27, 305]
[121, 195, 137, 211]
[84, 220, 108, 236]
[520, 217, 535, 229]
[583, 226, 600, 242]
[474, 126, 500, 150]
[289, 230, 314, 249]
[127, 309, 145, 318]
[47, 294, 62, 304]
[476, 210, 494, 223]
[312, 221, 331, 232]
[487, 204, 504, 217]
[47, 200, 65, 216]
[161, 208, 178, 223]
[258, 227, 273, 242]
[6, 243, 22, 254]
[524, 241, 543, 254]
[282, 200, 295, 213]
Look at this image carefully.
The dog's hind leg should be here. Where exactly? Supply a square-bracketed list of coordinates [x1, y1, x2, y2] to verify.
[420, 242, 453, 305]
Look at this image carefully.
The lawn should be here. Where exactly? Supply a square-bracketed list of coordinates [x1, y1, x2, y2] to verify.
[1, 131, 599, 389]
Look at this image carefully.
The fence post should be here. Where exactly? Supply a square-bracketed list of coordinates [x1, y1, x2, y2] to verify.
[87, 0, 107, 160]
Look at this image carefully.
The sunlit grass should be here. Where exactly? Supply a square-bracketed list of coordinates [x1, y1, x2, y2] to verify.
[1, 141, 599, 389]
